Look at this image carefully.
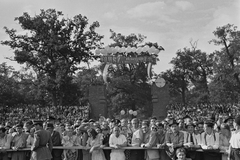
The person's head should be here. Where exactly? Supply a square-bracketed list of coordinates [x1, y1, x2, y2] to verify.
[224, 117, 234, 127]
[75, 127, 82, 135]
[204, 120, 214, 134]
[186, 123, 195, 134]
[150, 117, 157, 125]
[15, 124, 23, 134]
[23, 121, 32, 132]
[131, 118, 139, 129]
[197, 121, 204, 133]
[0, 127, 6, 137]
[8, 128, 15, 134]
[109, 119, 115, 129]
[178, 119, 184, 128]
[29, 128, 35, 137]
[65, 122, 72, 131]
[141, 120, 150, 133]
[156, 122, 164, 132]
[169, 120, 179, 133]
[176, 148, 187, 160]
[233, 115, 240, 129]
[65, 126, 74, 136]
[95, 127, 102, 134]
[33, 120, 43, 130]
[151, 124, 157, 132]
[112, 126, 120, 137]
[127, 119, 131, 128]
[60, 124, 65, 131]
[87, 128, 98, 139]
[46, 123, 54, 134]
[121, 126, 128, 133]
[121, 118, 128, 127]
[101, 121, 109, 129]
[220, 123, 230, 136]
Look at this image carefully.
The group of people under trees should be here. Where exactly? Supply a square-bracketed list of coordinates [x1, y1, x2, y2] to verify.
[1, 110, 240, 160]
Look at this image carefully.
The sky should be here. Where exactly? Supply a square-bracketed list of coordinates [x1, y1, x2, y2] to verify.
[0, 0, 239, 74]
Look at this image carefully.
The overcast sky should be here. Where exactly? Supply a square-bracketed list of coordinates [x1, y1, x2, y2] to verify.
[0, 0, 239, 73]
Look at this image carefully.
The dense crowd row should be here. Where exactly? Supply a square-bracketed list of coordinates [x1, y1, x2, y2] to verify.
[1, 110, 240, 160]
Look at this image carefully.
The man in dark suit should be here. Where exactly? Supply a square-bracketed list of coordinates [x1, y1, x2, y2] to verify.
[30, 120, 53, 160]
[46, 123, 63, 160]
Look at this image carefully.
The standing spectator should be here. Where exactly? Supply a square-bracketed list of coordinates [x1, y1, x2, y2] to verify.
[224, 116, 234, 131]
[183, 123, 202, 160]
[26, 128, 35, 147]
[23, 121, 33, 134]
[141, 121, 159, 160]
[200, 120, 221, 160]
[87, 128, 106, 160]
[129, 118, 144, 160]
[62, 126, 78, 160]
[30, 120, 53, 160]
[195, 122, 204, 135]
[101, 121, 111, 160]
[11, 123, 29, 160]
[109, 126, 127, 160]
[75, 127, 84, 160]
[0, 127, 12, 160]
[46, 123, 63, 160]
[156, 122, 169, 160]
[219, 123, 231, 160]
[165, 120, 184, 160]
[229, 115, 240, 160]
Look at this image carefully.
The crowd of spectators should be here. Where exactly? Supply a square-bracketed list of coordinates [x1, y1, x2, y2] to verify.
[0, 103, 240, 160]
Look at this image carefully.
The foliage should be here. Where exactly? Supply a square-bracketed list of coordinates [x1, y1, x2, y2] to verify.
[161, 46, 214, 104]
[209, 24, 240, 103]
[1, 9, 103, 106]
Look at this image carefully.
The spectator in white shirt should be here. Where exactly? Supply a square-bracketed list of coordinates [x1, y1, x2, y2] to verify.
[109, 126, 127, 160]
[200, 120, 221, 160]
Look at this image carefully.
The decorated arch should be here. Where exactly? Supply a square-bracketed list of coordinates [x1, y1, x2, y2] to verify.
[95, 45, 164, 83]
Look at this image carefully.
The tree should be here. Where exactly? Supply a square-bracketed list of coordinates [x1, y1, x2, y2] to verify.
[1, 9, 103, 106]
[162, 45, 214, 104]
[209, 24, 240, 103]
[0, 63, 24, 106]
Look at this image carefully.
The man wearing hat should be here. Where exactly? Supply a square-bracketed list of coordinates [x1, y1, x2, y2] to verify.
[184, 123, 202, 160]
[229, 115, 240, 160]
[11, 123, 29, 160]
[46, 123, 62, 160]
[165, 119, 184, 160]
[224, 116, 234, 131]
[200, 119, 221, 160]
[30, 120, 53, 160]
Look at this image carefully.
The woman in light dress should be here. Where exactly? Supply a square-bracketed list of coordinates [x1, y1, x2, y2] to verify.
[87, 128, 106, 160]
[219, 123, 231, 160]
[62, 126, 78, 160]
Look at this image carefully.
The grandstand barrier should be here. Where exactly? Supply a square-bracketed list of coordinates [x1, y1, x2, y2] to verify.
[4, 146, 227, 152]
[4, 146, 225, 160]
